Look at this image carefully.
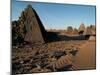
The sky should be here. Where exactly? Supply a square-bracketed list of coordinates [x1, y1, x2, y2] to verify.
[12, 0, 96, 29]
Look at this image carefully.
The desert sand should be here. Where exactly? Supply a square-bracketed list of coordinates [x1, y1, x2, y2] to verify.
[74, 41, 96, 70]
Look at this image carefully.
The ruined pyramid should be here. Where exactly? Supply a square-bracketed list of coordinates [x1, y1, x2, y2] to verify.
[72, 28, 78, 35]
[83, 26, 96, 36]
[66, 26, 73, 35]
[83, 26, 96, 40]
[78, 23, 85, 34]
[24, 5, 47, 43]
[89, 36, 96, 40]
[12, 5, 47, 44]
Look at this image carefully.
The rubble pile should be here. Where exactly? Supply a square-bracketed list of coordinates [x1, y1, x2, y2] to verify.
[12, 45, 79, 74]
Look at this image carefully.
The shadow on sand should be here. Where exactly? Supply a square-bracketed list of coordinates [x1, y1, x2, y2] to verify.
[46, 31, 90, 43]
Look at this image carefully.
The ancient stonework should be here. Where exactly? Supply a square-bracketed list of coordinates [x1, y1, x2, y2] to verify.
[83, 26, 96, 36]
[78, 23, 85, 34]
[12, 5, 48, 44]
[23, 5, 47, 43]
[72, 28, 78, 35]
[66, 26, 73, 35]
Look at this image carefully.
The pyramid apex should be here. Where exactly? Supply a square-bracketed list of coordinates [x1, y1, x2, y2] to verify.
[27, 4, 33, 8]
[26, 4, 36, 12]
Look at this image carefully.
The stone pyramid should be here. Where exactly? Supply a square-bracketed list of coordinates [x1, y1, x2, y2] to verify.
[78, 23, 85, 34]
[90, 25, 96, 31]
[19, 5, 47, 43]
[89, 36, 96, 40]
[72, 28, 78, 35]
[90, 25, 96, 35]
[66, 26, 73, 34]
[83, 26, 96, 35]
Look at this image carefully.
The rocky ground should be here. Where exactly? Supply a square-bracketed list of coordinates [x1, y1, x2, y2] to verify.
[12, 39, 96, 74]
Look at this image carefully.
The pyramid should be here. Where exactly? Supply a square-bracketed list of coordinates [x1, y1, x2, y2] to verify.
[72, 28, 78, 35]
[66, 26, 73, 34]
[19, 5, 47, 43]
[90, 25, 96, 31]
[78, 23, 85, 34]
[89, 36, 96, 40]
[83, 26, 96, 36]
[90, 25, 96, 35]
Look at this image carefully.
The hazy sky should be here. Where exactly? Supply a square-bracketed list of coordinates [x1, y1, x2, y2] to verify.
[12, 0, 96, 29]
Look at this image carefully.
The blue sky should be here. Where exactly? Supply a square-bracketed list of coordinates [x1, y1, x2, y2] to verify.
[12, 0, 96, 29]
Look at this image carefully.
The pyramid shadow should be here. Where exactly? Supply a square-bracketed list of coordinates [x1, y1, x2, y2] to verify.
[45, 32, 90, 43]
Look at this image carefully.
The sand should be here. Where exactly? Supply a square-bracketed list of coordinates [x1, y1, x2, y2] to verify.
[74, 41, 96, 70]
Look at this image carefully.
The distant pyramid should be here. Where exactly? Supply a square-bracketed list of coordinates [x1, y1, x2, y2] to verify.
[78, 23, 85, 34]
[89, 36, 96, 40]
[18, 5, 47, 43]
[66, 26, 73, 35]
[83, 26, 96, 40]
[90, 25, 96, 35]
[72, 28, 78, 35]
[83, 26, 96, 36]
[90, 25, 96, 31]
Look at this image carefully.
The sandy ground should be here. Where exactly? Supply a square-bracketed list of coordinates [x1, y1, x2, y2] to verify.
[74, 41, 96, 70]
